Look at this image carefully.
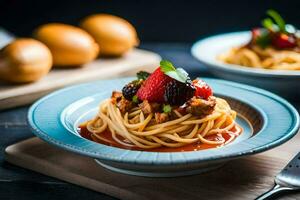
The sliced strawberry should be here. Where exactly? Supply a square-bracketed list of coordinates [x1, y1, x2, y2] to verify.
[192, 79, 212, 100]
[272, 33, 297, 49]
[137, 67, 173, 103]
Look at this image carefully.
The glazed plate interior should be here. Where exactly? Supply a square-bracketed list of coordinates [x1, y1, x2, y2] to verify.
[28, 78, 299, 177]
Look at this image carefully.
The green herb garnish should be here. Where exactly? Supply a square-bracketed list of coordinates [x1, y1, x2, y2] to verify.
[132, 95, 139, 103]
[160, 60, 176, 72]
[160, 60, 189, 83]
[255, 29, 272, 48]
[262, 9, 286, 33]
[137, 71, 150, 80]
[267, 9, 286, 32]
[163, 104, 172, 113]
[262, 18, 275, 30]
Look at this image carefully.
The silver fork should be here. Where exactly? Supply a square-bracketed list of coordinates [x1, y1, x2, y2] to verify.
[256, 152, 300, 200]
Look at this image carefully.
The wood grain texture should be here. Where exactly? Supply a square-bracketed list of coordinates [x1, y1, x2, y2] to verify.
[4, 131, 300, 200]
[0, 48, 160, 110]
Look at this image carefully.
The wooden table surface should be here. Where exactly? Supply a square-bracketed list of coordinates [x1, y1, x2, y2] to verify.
[0, 43, 299, 200]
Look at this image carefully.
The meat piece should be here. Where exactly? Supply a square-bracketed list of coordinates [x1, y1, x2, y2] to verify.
[155, 112, 169, 124]
[139, 100, 152, 114]
[186, 96, 216, 117]
[150, 102, 161, 112]
[138, 100, 161, 114]
[111, 91, 122, 104]
[116, 98, 134, 114]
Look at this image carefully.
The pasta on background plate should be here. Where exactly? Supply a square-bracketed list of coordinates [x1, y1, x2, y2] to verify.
[219, 9, 300, 70]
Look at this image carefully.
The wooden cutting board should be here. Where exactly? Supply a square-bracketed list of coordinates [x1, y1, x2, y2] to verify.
[0, 48, 160, 110]
[4, 132, 300, 200]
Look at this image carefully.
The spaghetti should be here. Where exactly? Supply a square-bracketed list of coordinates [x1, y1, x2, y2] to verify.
[219, 46, 300, 70]
[79, 97, 241, 151]
[79, 60, 242, 152]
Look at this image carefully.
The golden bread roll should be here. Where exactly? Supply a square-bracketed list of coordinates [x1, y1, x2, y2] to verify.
[34, 23, 99, 67]
[0, 38, 52, 83]
[80, 14, 139, 56]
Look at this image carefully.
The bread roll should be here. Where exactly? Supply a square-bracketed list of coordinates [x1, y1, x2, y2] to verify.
[0, 38, 52, 83]
[34, 23, 99, 67]
[80, 14, 138, 56]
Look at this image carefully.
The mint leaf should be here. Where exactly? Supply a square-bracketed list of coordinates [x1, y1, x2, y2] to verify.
[137, 71, 150, 80]
[132, 95, 138, 103]
[163, 104, 171, 113]
[175, 68, 189, 83]
[267, 9, 286, 32]
[160, 60, 189, 83]
[160, 60, 176, 73]
[163, 70, 188, 83]
[262, 18, 275, 31]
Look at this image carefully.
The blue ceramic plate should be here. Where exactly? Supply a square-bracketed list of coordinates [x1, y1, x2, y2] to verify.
[191, 31, 300, 99]
[28, 78, 299, 177]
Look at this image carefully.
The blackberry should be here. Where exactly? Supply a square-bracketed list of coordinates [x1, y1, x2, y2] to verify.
[164, 80, 195, 105]
[122, 80, 142, 101]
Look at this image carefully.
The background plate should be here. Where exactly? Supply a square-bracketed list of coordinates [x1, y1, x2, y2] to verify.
[191, 31, 300, 99]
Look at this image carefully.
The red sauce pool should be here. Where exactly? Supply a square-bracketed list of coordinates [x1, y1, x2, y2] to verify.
[78, 125, 242, 152]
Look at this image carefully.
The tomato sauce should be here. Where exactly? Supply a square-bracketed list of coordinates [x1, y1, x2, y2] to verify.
[78, 125, 241, 152]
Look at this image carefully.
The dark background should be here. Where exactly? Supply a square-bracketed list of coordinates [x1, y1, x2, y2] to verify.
[0, 0, 300, 42]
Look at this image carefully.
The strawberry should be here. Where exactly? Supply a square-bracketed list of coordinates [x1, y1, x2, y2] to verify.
[272, 33, 297, 49]
[137, 67, 173, 103]
[192, 79, 212, 100]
